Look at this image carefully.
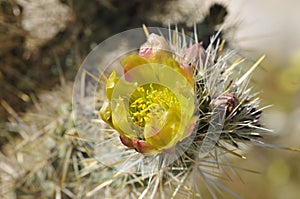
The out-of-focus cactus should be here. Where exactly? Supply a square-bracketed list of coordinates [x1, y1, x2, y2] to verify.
[0, 84, 106, 198]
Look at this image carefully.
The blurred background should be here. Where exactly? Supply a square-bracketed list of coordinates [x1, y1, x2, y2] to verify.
[0, 0, 299, 198]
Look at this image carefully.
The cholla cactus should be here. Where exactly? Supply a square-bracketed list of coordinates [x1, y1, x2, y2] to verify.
[1, 24, 298, 198]
[72, 26, 273, 198]
[0, 84, 105, 198]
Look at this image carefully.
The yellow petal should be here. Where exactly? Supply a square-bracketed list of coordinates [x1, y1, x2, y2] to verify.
[99, 100, 113, 127]
[120, 55, 148, 72]
[111, 98, 141, 139]
[106, 71, 119, 100]
[144, 105, 182, 149]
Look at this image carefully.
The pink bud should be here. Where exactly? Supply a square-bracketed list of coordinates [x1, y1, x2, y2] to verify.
[139, 33, 170, 59]
[182, 42, 207, 69]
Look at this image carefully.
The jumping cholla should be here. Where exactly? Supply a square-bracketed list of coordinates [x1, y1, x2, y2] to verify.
[1, 25, 299, 199]
[92, 26, 271, 198]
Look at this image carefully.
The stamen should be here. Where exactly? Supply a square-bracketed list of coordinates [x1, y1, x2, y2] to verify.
[129, 83, 179, 127]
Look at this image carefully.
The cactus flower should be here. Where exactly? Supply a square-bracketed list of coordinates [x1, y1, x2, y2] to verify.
[100, 34, 197, 154]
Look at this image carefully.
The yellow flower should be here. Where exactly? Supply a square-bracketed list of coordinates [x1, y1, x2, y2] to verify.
[100, 34, 196, 154]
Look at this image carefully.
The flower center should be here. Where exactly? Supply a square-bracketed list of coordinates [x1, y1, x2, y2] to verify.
[129, 83, 178, 129]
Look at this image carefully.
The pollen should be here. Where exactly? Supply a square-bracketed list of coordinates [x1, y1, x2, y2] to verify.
[129, 83, 179, 127]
